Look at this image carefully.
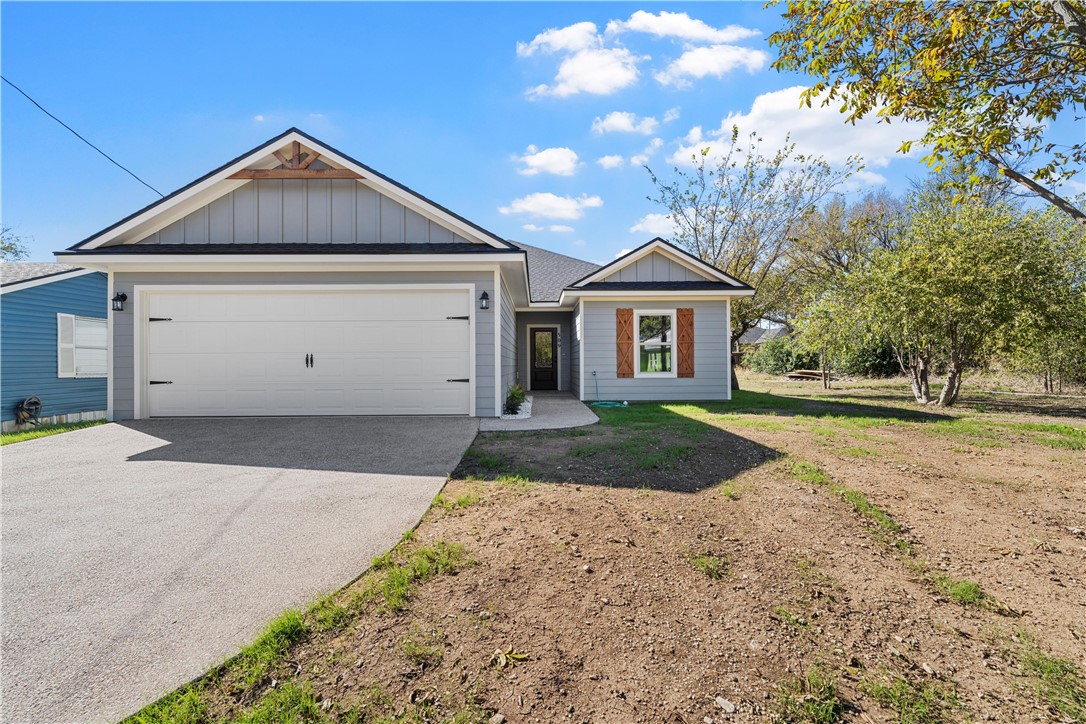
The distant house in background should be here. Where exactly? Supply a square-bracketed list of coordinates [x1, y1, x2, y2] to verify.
[1, 264, 108, 431]
[738, 326, 789, 346]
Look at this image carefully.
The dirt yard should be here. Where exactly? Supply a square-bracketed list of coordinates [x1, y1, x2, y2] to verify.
[132, 380, 1085, 724]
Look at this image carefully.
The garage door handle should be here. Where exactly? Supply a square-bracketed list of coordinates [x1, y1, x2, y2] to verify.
[305, 353, 310, 368]
[447, 378, 469, 383]
[446, 315, 469, 320]
[149, 380, 173, 385]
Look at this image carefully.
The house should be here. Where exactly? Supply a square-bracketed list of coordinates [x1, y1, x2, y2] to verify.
[57, 129, 754, 419]
[0, 263, 108, 430]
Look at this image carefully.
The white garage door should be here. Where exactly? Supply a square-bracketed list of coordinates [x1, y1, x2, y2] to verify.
[143, 288, 472, 416]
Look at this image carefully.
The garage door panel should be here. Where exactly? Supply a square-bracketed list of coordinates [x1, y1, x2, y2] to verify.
[145, 289, 472, 417]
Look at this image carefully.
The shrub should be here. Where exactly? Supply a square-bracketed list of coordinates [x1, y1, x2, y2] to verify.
[833, 339, 900, 377]
[746, 336, 818, 375]
[504, 384, 527, 415]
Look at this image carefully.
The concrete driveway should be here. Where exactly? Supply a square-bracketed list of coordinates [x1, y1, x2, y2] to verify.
[1, 417, 477, 723]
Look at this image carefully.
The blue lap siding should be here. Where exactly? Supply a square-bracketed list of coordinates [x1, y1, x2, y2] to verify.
[1, 273, 108, 421]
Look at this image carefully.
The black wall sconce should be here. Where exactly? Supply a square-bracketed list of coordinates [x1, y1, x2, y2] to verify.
[479, 291, 490, 310]
[112, 293, 128, 312]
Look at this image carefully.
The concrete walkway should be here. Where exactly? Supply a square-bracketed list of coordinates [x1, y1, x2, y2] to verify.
[1, 417, 477, 724]
[480, 391, 599, 431]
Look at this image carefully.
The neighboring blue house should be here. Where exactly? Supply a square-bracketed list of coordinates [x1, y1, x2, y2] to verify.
[1, 263, 108, 430]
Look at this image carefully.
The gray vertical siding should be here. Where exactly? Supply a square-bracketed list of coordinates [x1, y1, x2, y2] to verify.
[499, 274, 517, 399]
[126, 179, 476, 247]
[1, 273, 108, 420]
[111, 271, 497, 419]
[571, 304, 582, 398]
[516, 311, 571, 392]
[581, 300, 731, 402]
[600, 251, 706, 283]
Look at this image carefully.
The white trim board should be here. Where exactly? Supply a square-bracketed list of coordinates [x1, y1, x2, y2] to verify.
[129, 283, 477, 419]
[75, 130, 511, 251]
[572, 239, 750, 288]
[0, 268, 98, 294]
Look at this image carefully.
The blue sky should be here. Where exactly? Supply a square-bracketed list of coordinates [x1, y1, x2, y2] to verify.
[2, 2, 1080, 263]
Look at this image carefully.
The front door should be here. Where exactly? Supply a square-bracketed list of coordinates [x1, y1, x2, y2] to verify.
[530, 328, 558, 391]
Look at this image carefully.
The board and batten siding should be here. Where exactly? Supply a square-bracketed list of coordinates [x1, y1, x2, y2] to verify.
[596, 251, 709, 283]
[126, 179, 477, 247]
[110, 271, 498, 419]
[571, 304, 582, 398]
[0, 273, 108, 421]
[499, 273, 517, 399]
[581, 300, 731, 402]
[516, 311, 572, 392]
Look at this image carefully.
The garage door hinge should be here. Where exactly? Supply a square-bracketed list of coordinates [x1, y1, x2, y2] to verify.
[149, 380, 173, 385]
[447, 378, 469, 383]
[149, 317, 173, 322]
[446, 315, 469, 320]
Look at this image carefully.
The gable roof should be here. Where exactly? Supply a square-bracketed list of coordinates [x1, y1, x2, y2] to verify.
[0, 263, 97, 293]
[567, 237, 753, 290]
[509, 241, 600, 303]
[66, 128, 516, 252]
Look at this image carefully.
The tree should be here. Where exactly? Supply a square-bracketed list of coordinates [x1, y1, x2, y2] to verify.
[1, 226, 29, 261]
[646, 127, 859, 379]
[995, 204, 1086, 392]
[770, 1, 1086, 222]
[806, 200, 1068, 406]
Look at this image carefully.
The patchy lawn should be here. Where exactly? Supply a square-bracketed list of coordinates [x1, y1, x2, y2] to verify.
[0, 419, 105, 445]
[128, 383, 1085, 723]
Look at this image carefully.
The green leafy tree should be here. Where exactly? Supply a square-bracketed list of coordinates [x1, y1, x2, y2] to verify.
[1, 226, 29, 261]
[996, 204, 1086, 391]
[810, 200, 1070, 406]
[770, 1, 1086, 222]
[647, 127, 860, 377]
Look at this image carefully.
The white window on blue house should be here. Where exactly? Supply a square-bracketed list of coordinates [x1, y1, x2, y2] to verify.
[635, 310, 677, 378]
[57, 314, 107, 378]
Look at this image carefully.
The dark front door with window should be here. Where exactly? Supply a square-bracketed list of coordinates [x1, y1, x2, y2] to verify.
[530, 328, 558, 390]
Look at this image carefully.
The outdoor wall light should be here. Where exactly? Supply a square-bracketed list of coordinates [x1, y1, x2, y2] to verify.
[112, 293, 128, 312]
[479, 291, 490, 310]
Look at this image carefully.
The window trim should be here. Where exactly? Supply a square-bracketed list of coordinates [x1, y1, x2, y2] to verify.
[57, 313, 108, 379]
[633, 309, 678, 379]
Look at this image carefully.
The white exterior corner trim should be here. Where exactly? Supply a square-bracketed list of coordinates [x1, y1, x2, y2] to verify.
[577, 298, 585, 402]
[130, 283, 477, 420]
[493, 269, 502, 414]
[76, 130, 511, 251]
[572, 239, 750, 288]
[0, 268, 98, 295]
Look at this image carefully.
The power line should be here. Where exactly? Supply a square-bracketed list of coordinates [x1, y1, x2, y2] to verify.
[2, 75, 164, 197]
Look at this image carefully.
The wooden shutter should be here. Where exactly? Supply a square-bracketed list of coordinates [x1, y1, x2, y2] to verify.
[56, 313, 76, 378]
[616, 308, 634, 378]
[677, 308, 694, 378]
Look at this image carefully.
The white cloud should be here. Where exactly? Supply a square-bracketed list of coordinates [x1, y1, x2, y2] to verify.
[499, 193, 604, 220]
[629, 213, 678, 237]
[592, 111, 659, 135]
[630, 138, 664, 166]
[528, 47, 643, 98]
[654, 45, 768, 88]
[614, 247, 634, 259]
[606, 11, 759, 44]
[549, 224, 575, 233]
[515, 145, 580, 176]
[596, 154, 625, 169]
[663, 107, 681, 123]
[670, 85, 925, 169]
[253, 114, 265, 123]
[517, 21, 599, 57]
[522, 224, 544, 232]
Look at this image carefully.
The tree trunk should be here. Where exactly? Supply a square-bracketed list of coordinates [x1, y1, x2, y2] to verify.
[908, 353, 933, 403]
[730, 335, 741, 391]
[820, 349, 831, 390]
[938, 360, 964, 406]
